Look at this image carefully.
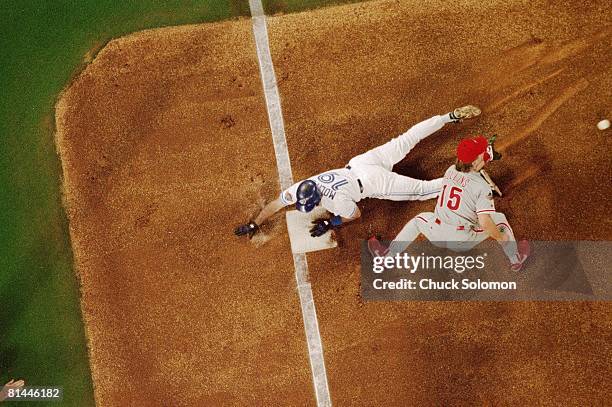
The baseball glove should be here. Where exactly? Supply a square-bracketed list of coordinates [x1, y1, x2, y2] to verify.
[488, 134, 502, 161]
[234, 221, 259, 237]
[310, 218, 332, 237]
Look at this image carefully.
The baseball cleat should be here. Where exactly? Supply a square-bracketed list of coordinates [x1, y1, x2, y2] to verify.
[510, 240, 531, 271]
[451, 105, 481, 121]
[367, 236, 389, 257]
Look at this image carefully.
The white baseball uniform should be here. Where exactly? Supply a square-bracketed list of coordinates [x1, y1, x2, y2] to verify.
[280, 115, 451, 217]
[280, 168, 362, 218]
[386, 165, 522, 263]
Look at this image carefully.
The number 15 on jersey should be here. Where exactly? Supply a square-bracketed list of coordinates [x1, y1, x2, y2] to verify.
[439, 185, 462, 210]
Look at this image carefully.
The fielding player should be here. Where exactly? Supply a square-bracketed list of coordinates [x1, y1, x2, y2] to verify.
[368, 135, 530, 271]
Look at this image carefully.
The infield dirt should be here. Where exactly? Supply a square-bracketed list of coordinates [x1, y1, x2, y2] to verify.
[56, 20, 314, 406]
[56, 0, 611, 405]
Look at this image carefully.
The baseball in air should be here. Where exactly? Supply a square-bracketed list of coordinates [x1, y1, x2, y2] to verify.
[597, 119, 610, 131]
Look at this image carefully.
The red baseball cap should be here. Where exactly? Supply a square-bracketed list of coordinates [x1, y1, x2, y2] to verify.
[457, 136, 488, 163]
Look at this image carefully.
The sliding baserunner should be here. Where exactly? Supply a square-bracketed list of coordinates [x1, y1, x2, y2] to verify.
[235, 106, 481, 238]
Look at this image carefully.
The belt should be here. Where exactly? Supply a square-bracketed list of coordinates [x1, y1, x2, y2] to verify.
[435, 218, 466, 231]
[345, 165, 364, 194]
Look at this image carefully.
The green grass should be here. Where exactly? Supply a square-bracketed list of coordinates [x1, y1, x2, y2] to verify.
[263, 0, 370, 14]
[0, 1, 249, 405]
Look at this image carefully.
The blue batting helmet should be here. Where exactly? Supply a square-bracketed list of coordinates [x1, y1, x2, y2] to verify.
[296, 180, 321, 213]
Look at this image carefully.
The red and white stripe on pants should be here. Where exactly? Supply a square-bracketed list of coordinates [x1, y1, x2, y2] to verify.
[387, 211, 520, 263]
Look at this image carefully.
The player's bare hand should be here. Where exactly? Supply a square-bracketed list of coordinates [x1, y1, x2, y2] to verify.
[0, 379, 25, 401]
[310, 218, 332, 237]
[234, 221, 259, 237]
[3, 379, 25, 389]
[496, 233, 510, 242]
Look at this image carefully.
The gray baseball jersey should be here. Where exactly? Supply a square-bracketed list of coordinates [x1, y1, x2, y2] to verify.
[280, 169, 362, 218]
[434, 165, 495, 226]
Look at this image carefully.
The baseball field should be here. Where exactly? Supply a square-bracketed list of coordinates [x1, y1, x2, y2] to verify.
[4, 0, 611, 405]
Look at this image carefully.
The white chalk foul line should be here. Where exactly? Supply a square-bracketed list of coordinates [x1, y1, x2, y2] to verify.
[248, 1, 332, 406]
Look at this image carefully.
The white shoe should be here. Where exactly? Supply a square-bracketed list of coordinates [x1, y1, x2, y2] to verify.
[451, 105, 481, 121]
